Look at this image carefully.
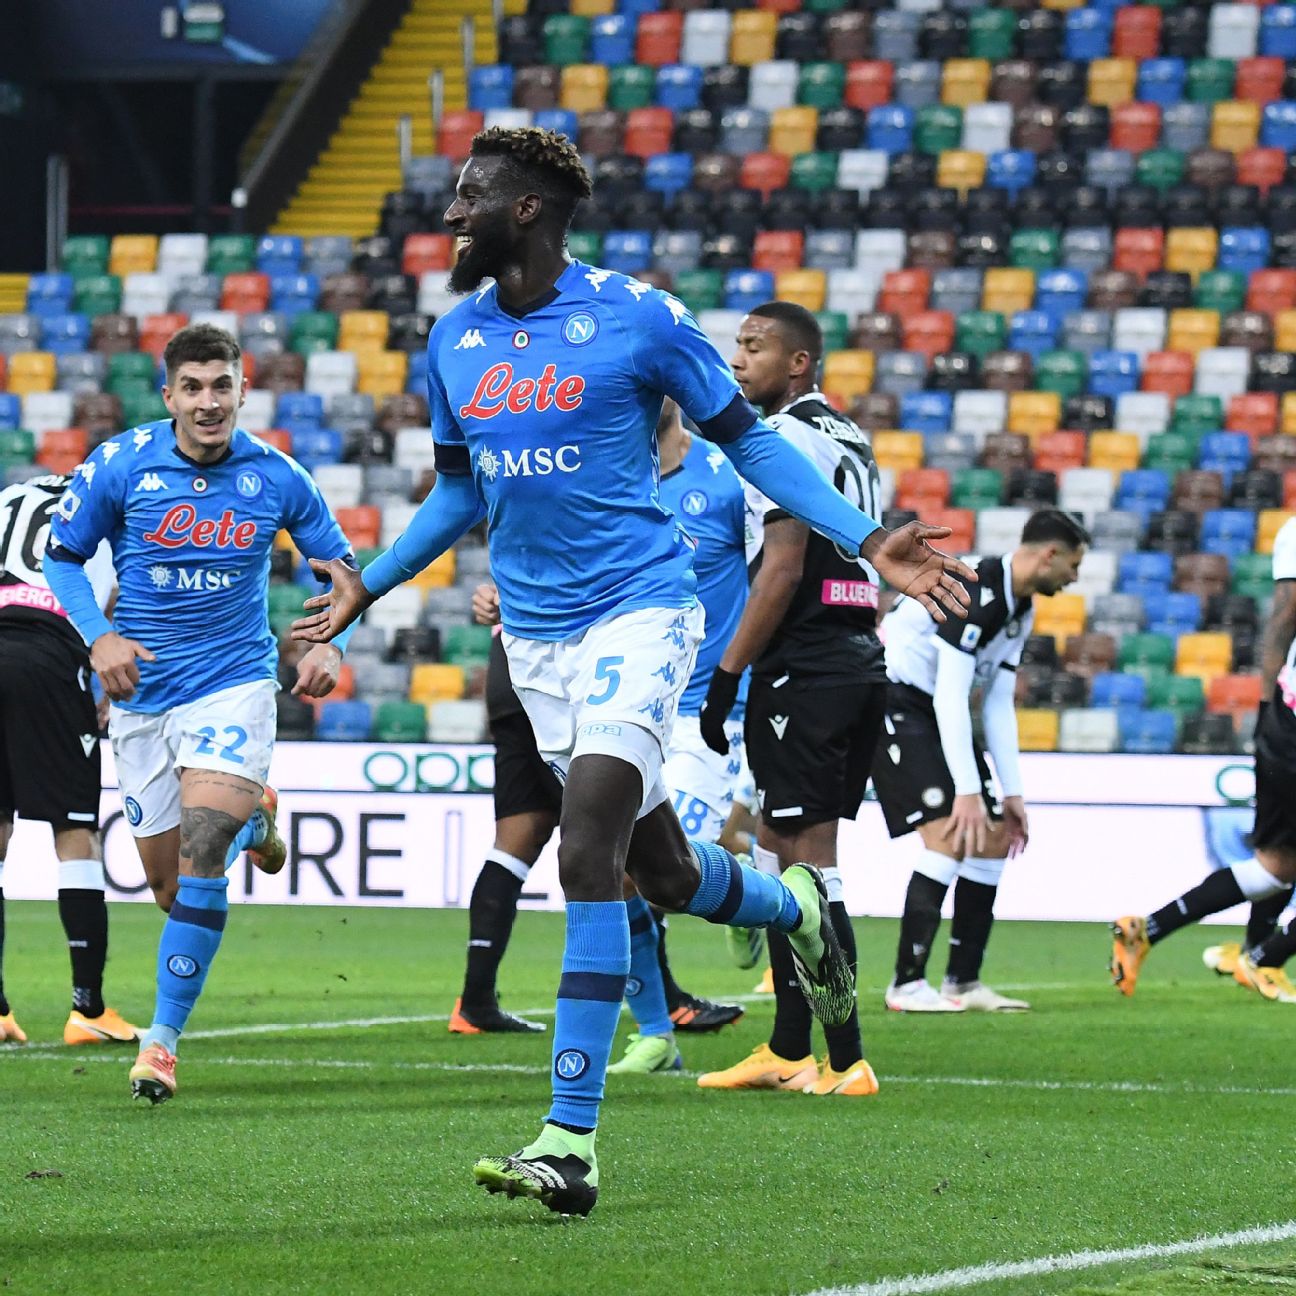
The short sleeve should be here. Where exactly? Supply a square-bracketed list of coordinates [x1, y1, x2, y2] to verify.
[47, 443, 123, 562]
[935, 561, 1004, 655]
[427, 341, 471, 475]
[1274, 519, 1296, 581]
[632, 292, 756, 441]
[281, 458, 351, 561]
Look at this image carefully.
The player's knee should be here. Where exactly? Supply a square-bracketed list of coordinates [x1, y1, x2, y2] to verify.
[178, 804, 243, 877]
[1258, 847, 1296, 885]
[631, 865, 696, 914]
[151, 879, 177, 913]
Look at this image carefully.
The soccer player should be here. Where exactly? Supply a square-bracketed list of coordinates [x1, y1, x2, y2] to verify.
[44, 323, 353, 1102]
[0, 472, 139, 1045]
[1113, 516, 1296, 997]
[294, 126, 974, 1217]
[607, 396, 751, 1075]
[695, 302, 888, 1097]
[452, 569, 744, 1038]
[449, 591, 557, 1035]
[874, 509, 1089, 1013]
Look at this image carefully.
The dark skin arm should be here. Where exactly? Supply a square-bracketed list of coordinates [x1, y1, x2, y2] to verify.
[718, 516, 807, 675]
[1262, 580, 1296, 695]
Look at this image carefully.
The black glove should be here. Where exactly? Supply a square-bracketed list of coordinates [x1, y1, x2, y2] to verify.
[699, 667, 741, 756]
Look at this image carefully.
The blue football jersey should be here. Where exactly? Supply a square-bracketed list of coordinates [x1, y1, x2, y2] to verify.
[658, 437, 749, 718]
[49, 421, 350, 714]
[427, 261, 755, 641]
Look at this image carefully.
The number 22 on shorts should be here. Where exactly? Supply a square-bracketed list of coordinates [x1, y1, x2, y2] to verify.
[587, 656, 624, 705]
[194, 725, 248, 765]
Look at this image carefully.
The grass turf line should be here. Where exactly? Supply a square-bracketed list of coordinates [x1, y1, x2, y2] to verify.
[2, 901, 1294, 1296]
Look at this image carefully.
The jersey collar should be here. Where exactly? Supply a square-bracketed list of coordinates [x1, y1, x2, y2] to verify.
[491, 259, 584, 320]
[167, 421, 242, 470]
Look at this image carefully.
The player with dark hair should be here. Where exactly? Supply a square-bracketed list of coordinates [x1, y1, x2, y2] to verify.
[294, 126, 974, 1216]
[0, 473, 139, 1045]
[696, 302, 888, 1097]
[875, 508, 1089, 1012]
[1114, 516, 1296, 999]
[45, 322, 354, 1101]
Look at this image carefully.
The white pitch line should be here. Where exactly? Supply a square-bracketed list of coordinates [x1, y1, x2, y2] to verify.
[10, 1051, 1296, 1099]
[798, 1219, 1296, 1296]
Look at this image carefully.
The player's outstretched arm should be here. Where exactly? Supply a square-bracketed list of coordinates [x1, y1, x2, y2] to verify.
[861, 523, 976, 625]
[291, 471, 485, 644]
[718, 423, 975, 621]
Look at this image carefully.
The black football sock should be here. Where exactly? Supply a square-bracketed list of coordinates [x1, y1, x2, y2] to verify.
[461, 857, 525, 1010]
[1245, 888, 1294, 950]
[946, 878, 997, 986]
[1254, 917, 1296, 968]
[0, 888, 8, 1016]
[768, 929, 814, 1062]
[1146, 870, 1245, 944]
[824, 900, 863, 1072]
[58, 888, 107, 1018]
[895, 871, 947, 985]
[651, 907, 687, 1010]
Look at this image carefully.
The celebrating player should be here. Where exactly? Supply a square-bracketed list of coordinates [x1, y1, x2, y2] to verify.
[294, 127, 974, 1217]
[874, 509, 1088, 1013]
[0, 473, 139, 1045]
[606, 396, 750, 1075]
[452, 565, 743, 1040]
[45, 323, 353, 1102]
[696, 302, 887, 1097]
[1112, 516, 1296, 998]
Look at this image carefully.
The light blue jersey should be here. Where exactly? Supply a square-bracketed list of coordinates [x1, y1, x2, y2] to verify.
[48, 421, 349, 714]
[658, 437, 749, 718]
[427, 261, 756, 641]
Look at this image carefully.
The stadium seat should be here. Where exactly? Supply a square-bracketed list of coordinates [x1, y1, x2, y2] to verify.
[1017, 708, 1060, 752]
[316, 701, 372, 741]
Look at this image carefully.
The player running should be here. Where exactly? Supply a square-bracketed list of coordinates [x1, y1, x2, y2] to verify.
[696, 302, 888, 1097]
[45, 323, 353, 1102]
[606, 396, 750, 1075]
[0, 473, 139, 1045]
[874, 509, 1088, 1013]
[294, 127, 974, 1217]
[1112, 516, 1296, 997]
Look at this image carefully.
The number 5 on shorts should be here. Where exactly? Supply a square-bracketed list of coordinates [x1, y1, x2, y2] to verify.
[587, 656, 624, 706]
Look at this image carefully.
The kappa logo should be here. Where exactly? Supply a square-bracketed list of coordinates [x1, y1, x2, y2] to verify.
[135, 472, 167, 493]
[454, 327, 486, 351]
[102, 442, 121, 462]
[76, 461, 96, 486]
[664, 295, 689, 325]
[132, 429, 153, 452]
[584, 268, 613, 293]
[770, 715, 789, 740]
[623, 279, 651, 302]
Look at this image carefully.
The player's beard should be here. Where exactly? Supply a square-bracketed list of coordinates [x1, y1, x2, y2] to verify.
[449, 210, 519, 294]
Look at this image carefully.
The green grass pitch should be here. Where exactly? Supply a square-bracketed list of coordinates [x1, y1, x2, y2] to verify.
[3, 901, 1296, 1296]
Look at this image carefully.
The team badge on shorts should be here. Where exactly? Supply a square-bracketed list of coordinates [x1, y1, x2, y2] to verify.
[562, 312, 598, 346]
[124, 796, 143, 826]
[555, 1049, 590, 1080]
[236, 471, 263, 499]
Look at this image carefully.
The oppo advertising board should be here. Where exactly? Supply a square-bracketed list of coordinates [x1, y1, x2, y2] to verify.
[4, 744, 1260, 925]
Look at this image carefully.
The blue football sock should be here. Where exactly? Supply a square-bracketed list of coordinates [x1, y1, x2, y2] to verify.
[147, 875, 228, 1053]
[224, 810, 266, 871]
[546, 900, 630, 1132]
[684, 839, 801, 932]
[623, 895, 673, 1037]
